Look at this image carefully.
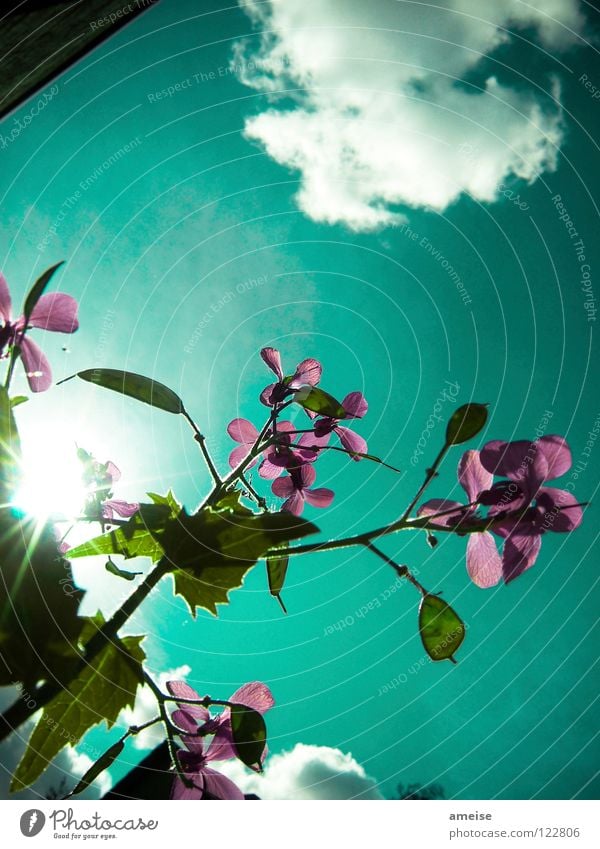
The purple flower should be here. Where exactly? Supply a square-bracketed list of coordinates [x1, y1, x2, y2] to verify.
[308, 391, 368, 461]
[0, 272, 78, 392]
[166, 679, 275, 799]
[226, 417, 262, 469]
[419, 436, 583, 586]
[259, 346, 322, 407]
[271, 464, 334, 515]
[419, 450, 503, 588]
[478, 435, 583, 583]
[82, 457, 139, 521]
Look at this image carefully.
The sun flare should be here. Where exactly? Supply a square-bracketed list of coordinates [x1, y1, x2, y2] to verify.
[12, 429, 89, 522]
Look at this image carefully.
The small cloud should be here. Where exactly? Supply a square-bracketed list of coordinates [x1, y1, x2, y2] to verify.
[118, 664, 191, 750]
[220, 742, 384, 799]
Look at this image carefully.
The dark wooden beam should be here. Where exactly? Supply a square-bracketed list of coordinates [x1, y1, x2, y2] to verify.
[0, 0, 159, 120]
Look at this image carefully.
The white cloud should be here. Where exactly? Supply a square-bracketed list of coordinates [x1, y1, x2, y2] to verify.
[234, 0, 586, 230]
[219, 743, 384, 799]
[118, 664, 190, 750]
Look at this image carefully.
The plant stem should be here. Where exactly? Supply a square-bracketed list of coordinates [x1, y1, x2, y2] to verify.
[400, 442, 450, 522]
[365, 542, 426, 595]
[182, 408, 221, 486]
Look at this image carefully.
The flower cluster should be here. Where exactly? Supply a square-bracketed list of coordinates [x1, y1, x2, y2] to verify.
[167, 679, 274, 800]
[0, 272, 78, 392]
[226, 347, 368, 515]
[419, 435, 583, 586]
[78, 447, 139, 522]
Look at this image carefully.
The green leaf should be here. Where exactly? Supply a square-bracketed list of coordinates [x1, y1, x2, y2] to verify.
[66, 368, 184, 414]
[11, 628, 145, 791]
[105, 558, 141, 581]
[230, 704, 267, 770]
[0, 386, 21, 502]
[0, 510, 84, 687]
[147, 489, 182, 515]
[445, 403, 488, 446]
[68, 503, 174, 562]
[267, 555, 289, 613]
[9, 395, 28, 408]
[69, 739, 124, 797]
[169, 507, 318, 616]
[418, 593, 465, 663]
[294, 386, 346, 418]
[22, 262, 64, 324]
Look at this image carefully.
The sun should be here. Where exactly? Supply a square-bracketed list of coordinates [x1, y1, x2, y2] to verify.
[12, 427, 89, 523]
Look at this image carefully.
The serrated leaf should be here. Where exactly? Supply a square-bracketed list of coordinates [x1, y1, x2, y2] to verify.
[169, 508, 318, 616]
[418, 593, 465, 663]
[23, 262, 64, 324]
[68, 503, 173, 562]
[11, 631, 145, 791]
[267, 555, 289, 613]
[445, 403, 488, 446]
[147, 489, 182, 515]
[294, 386, 346, 418]
[0, 385, 21, 502]
[0, 509, 84, 687]
[66, 369, 184, 414]
[230, 704, 267, 770]
[69, 739, 124, 797]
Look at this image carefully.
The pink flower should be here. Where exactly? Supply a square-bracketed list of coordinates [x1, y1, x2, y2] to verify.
[419, 436, 583, 586]
[259, 346, 322, 407]
[271, 464, 334, 515]
[0, 272, 78, 392]
[166, 679, 275, 799]
[306, 391, 368, 461]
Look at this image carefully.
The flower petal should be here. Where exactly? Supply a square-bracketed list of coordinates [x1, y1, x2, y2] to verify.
[259, 455, 286, 479]
[170, 773, 204, 800]
[0, 272, 12, 322]
[502, 533, 542, 583]
[536, 436, 572, 479]
[230, 681, 275, 713]
[298, 463, 317, 488]
[18, 335, 52, 392]
[260, 383, 277, 407]
[466, 532, 503, 588]
[289, 358, 321, 388]
[536, 486, 583, 532]
[28, 293, 79, 333]
[171, 709, 199, 736]
[271, 475, 295, 497]
[458, 450, 493, 503]
[335, 425, 367, 459]
[202, 767, 245, 800]
[480, 439, 542, 482]
[102, 499, 139, 519]
[105, 461, 121, 482]
[282, 490, 305, 515]
[260, 347, 283, 380]
[342, 391, 368, 419]
[304, 487, 334, 508]
[417, 499, 465, 527]
[229, 444, 256, 470]
[227, 418, 258, 445]
[166, 680, 209, 722]
[205, 722, 237, 762]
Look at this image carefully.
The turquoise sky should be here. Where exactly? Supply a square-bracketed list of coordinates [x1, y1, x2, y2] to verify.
[1, 0, 598, 800]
